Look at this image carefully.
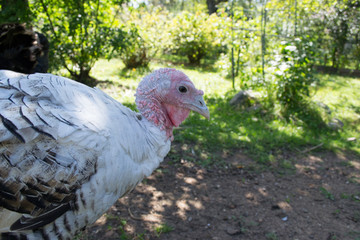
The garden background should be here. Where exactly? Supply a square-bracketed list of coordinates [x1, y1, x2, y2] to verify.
[1, 0, 360, 239]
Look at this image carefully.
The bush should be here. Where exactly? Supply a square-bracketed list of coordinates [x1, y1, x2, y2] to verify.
[119, 25, 150, 69]
[266, 37, 329, 130]
[214, 6, 260, 87]
[167, 11, 224, 65]
[118, 6, 171, 69]
[32, 0, 126, 86]
[271, 37, 317, 113]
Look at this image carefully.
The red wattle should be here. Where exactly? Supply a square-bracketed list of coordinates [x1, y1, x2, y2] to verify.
[163, 104, 190, 127]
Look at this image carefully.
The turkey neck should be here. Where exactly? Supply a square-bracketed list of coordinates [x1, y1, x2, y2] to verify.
[135, 94, 174, 139]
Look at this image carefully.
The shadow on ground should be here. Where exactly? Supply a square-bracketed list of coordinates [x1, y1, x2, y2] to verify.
[80, 149, 360, 240]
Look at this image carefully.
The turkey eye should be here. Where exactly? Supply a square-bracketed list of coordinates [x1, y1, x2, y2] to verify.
[178, 86, 187, 93]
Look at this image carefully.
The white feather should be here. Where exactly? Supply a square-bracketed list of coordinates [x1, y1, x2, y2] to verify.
[0, 70, 171, 239]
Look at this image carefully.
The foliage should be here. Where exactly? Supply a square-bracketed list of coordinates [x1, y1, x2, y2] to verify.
[167, 11, 224, 65]
[309, 1, 360, 69]
[218, 0, 360, 74]
[119, 25, 150, 69]
[31, 0, 126, 86]
[320, 187, 335, 200]
[9, 0, 357, 86]
[118, 6, 171, 69]
[270, 38, 317, 115]
[274, 0, 360, 69]
[131, 0, 207, 13]
[215, 7, 251, 80]
[0, 0, 33, 24]
[354, 44, 360, 70]
[154, 223, 174, 237]
[265, 232, 279, 240]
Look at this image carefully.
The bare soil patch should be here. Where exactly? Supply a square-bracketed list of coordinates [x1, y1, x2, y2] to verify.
[82, 149, 360, 240]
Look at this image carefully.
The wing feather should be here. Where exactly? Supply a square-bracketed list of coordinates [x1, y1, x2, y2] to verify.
[10, 203, 71, 231]
[0, 70, 110, 229]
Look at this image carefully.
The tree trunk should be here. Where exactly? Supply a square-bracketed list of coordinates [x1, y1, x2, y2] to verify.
[206, 0, 218, 15]
[331, 47, 338, 69]
[71, 68, 97, 87]
[324, 54, 327, 66]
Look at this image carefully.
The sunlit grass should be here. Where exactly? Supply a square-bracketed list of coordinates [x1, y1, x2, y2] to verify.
[313, 74, 360, 128]
[312, 74, 360, 152]
[91, 58, 360, 166]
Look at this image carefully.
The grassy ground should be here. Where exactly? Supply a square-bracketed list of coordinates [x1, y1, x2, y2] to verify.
[91, 58, 360, 169]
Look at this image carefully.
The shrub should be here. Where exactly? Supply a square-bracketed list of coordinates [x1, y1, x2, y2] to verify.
[118, 6, 171, 69]
[32, 0, 126, 86]
[119, 25, 150, 69]
[167, 11, 224, 65]
[271, 37, 317, 113]
[214, 6, 260, 87]
[267, 37, 329, 130]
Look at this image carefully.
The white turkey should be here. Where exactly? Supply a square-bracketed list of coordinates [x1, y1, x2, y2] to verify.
[0, 68, 209, 239]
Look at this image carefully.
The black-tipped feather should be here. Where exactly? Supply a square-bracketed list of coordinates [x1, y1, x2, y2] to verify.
[1, 115, 25, 142]
[10, 203, 71, 231]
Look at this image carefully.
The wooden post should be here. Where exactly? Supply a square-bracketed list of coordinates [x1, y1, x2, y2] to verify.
[294, 0, 298, 36]
[261, 1, 267, 81]
[231, 0, 235, 90]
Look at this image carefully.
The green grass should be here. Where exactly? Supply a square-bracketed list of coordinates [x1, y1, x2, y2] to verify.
[312, 74, 360, 151]
[154, 223, 174, 237]
[91, 58, 360, 167]
[319, 187, 335, 201]
[265, 232, 279, 240]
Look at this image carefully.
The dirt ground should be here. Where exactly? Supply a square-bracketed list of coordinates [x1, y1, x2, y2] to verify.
[82, 147, 360, 240]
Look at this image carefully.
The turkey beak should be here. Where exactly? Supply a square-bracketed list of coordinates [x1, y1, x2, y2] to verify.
[190, 95, 210, 120]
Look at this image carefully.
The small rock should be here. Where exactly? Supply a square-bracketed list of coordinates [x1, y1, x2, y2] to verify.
[229, 90, 251, 106]
[247, 103, 262, 112]
[226, 226, 242, 236]
[228, 203, 237, 209]
[229, 90, 261, 108]
[276, 212, 287, 219]
[328, 118, 344, 130]
[316, 102, 332, 114]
